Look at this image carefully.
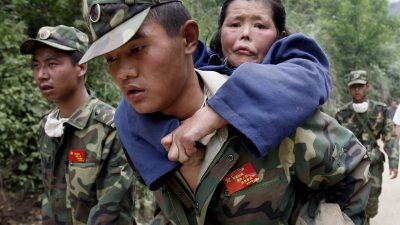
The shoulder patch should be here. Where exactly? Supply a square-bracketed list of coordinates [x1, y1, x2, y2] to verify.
[369, 100, 387, 111]
[373, 100, 386, 107]
[337, 102, 352, 113]
[92, 100, 116, 127]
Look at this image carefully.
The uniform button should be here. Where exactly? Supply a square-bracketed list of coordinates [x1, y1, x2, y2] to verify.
[195, 201, 199, 209]
[161, 185, 166, 191]
[227, 154, 234, 161]
[178, 192, 183, 197]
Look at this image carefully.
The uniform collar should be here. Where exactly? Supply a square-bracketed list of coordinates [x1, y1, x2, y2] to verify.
[64, 96, 96, 130]
[194, 70, 230, 182]
[195, 69, 228, 95]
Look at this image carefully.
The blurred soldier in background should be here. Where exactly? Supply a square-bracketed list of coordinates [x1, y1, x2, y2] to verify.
[335, 70, 399, 224]
[387, 98, 398, 120]
[392, 102, 400, 138]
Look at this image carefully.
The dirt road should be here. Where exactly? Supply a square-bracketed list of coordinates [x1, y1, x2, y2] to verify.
[370, 161, 400, 224]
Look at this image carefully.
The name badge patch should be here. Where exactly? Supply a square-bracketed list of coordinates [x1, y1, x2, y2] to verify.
[223, 162, 259, 194]
[69, 150, 86, 163]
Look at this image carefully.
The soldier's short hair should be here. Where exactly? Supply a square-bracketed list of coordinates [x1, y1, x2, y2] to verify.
[146, 2, 191, 38]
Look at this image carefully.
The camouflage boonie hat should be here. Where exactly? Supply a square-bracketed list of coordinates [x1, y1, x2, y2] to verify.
[80, 0, 182, 64]
[20, 25, 89, 55]
[347, 70, 368, 87]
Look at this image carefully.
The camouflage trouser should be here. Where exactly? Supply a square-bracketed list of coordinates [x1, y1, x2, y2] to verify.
[365, 161, 384, 219]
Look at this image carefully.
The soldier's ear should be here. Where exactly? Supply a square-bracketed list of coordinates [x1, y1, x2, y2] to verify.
[76, 63, 88, 78]
[181, 20, 199, 55]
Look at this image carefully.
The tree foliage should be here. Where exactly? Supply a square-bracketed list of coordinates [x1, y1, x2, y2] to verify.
[317, 0, 400, 113]
[319, 0, 394, 72]
[0, 4, 47, 195]
[12, 0, 85, 37]
[285, 0, 321, 35]
[182, 0, 224, 42]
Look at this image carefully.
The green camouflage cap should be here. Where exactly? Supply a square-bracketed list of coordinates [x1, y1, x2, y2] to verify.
[80, 0, 182, 64]
[347, 70, 368, 87]
[20, 25, 89, 55]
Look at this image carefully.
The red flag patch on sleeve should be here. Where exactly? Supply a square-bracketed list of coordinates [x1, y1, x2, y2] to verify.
[69, 150, 86, 163]
[223, 162, 259, 194]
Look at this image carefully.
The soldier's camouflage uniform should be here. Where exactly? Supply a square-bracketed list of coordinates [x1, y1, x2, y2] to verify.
[78, 1, 370, 224]
[39, 96, 135, 224]
[150, 71, 371, 225]
[336, 99, 399, 219]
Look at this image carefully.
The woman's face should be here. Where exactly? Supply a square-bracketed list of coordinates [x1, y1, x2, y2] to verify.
[221, 0, 278, 68]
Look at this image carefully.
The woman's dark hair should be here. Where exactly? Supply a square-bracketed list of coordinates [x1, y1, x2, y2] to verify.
[210, 0, 288, 53]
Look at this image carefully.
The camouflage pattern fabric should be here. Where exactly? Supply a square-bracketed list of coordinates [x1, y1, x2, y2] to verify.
[134, 179, 155, 225]
[151, 109, 371, 225]
[20, 25, 89, 55]
[295, 201, 354, 225]
[38, 96, 135, 225]
[335, 100, 399, 168]
[335, 99, 399, 219]
[365, 162, 383, 219]
[347, 70, 368, 87]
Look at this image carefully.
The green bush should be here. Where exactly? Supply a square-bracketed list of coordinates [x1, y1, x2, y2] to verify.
[0, 7, 48, 196]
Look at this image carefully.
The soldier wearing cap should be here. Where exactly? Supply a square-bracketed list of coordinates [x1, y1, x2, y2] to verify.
[335, 70, 399, 223]
[20, 25, 135, 224]
[80, 1, 371, 224]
